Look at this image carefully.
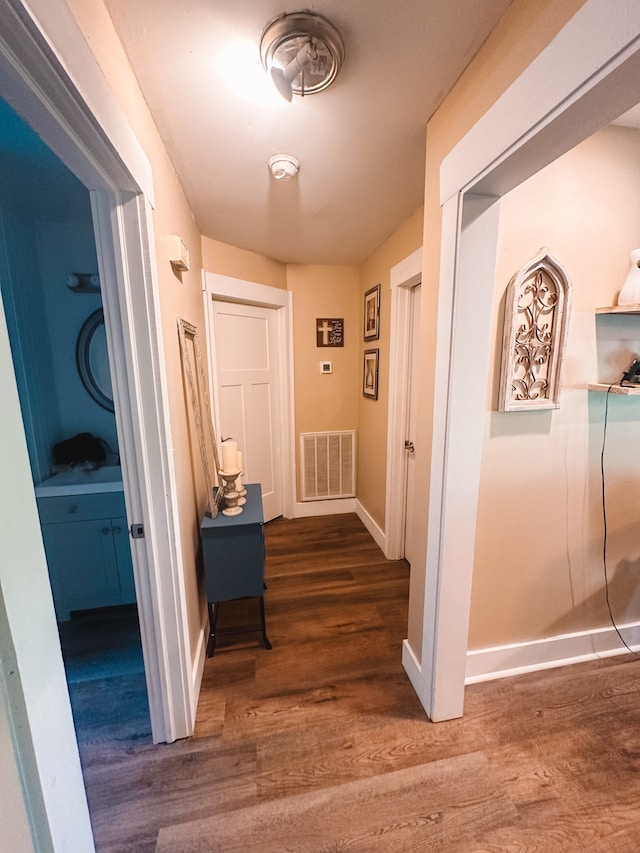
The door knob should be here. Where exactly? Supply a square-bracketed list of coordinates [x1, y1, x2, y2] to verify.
[404, 440, 415, 453]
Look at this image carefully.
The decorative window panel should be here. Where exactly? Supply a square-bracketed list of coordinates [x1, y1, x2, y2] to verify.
[498, 248, 571, 412]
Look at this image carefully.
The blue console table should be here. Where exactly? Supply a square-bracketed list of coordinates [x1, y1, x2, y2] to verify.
[200, 483, 271, 656]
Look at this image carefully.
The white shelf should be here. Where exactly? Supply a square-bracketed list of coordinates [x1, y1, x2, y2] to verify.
[595, 305, 640, 315]
[588, 383, 640, 395]
[591, 308, 640, 393]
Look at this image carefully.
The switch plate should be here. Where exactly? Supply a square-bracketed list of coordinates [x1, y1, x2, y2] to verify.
[320, 361, 332, 374]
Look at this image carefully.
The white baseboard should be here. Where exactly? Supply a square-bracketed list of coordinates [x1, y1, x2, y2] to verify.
[291, 498, 388, 556]
[190, 621, 207, 726]
[293, 497, 356, 517]
[466, 621, 640, 684]
[355, 499, 386, 554]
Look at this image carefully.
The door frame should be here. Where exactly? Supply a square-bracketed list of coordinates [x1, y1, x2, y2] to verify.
[405, 0, 640, 721]
[3, 0, 194, 742]
[0, 1, 193, 846]
[203, 272, 296, 519]
[385, 248, 422, 559]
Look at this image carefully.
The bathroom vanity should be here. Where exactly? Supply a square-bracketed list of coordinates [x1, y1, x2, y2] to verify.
[35, 466, 135, 622]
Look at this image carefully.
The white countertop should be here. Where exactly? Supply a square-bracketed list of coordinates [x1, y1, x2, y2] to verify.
[35, 466, 124, 498]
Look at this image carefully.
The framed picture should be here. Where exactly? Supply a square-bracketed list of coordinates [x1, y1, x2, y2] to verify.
[363, 349, 379, 399]
[177, 318, 222, 518]
[364, 284, 380, 341]
[316, 317, 344, 347]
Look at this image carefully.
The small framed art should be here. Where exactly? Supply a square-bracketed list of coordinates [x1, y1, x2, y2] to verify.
[363, 284, 380, 341]
[316, 317, 344, 347]
[363, 348, 379, 399]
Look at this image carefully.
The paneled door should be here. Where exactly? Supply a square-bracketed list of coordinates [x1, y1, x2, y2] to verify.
[404, 283, 421, 566]
[211, 300, 283, 521]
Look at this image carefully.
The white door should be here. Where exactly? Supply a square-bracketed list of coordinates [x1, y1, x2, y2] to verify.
[404, 284, 421, 566]
[211, 300, 283, 521]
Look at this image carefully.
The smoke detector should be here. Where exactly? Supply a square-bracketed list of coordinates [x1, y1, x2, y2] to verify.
[268, 154, 300, 182]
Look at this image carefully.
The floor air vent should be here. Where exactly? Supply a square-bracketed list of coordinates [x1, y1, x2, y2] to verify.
[300, 431, 356, 501]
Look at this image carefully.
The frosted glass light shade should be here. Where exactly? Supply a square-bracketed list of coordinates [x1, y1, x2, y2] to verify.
[618, 248, 640, 306]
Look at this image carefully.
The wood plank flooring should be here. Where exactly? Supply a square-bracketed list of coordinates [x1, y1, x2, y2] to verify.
[67, 513, 640, 852]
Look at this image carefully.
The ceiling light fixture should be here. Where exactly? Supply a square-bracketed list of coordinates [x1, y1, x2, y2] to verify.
[260, 11, 345, 102]
[268, 154, 300, 181]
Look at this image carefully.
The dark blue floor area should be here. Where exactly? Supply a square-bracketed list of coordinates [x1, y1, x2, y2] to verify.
[58, 605, 152, 745]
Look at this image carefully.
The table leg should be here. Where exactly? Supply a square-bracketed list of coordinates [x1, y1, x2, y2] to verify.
[206, 601, 219, 658]
[259, 596, 272, 650]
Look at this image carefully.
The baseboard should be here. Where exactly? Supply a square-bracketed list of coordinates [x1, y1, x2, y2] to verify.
[291, 498, 387, 557]
[355, 500, 386, 554]
[293, 498, 356, 517]
[465, 621, 640, 684]
[190, 621, 207, 726]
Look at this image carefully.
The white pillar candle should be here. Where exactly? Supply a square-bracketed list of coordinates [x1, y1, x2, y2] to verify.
[221, 439, 238, 472]
[235, 451, 243, 491]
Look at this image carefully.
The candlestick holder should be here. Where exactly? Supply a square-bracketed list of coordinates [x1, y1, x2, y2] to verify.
[218, 469, 243, 516]
[235, 474, 247, 506]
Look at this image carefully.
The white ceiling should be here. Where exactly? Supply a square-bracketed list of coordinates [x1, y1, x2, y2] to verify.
[614, 105, 640, 129]
[103, 0, 514, 265]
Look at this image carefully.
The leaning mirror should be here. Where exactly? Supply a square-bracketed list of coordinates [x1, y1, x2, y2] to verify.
[76, 308, 114, 412]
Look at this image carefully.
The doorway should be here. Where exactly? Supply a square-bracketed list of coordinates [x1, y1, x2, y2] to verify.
[0, 1, 194, 845]
[0, 96, 150, 740]
[403, 283, 421, 567]
[385, 247, 423, 560]
[210, 299, 284, 521]
[405, 4, 640, 723]
[204, 272, 296, 519]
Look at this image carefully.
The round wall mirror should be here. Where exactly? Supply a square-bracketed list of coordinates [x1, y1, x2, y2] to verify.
[76, 308, 114, 412]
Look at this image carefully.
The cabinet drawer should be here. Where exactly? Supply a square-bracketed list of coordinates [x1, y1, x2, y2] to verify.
[37, 492, 127, 524]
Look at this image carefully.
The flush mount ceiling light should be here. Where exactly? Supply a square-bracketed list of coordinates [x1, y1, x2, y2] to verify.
[260, 11, 345, 102]
[268, 154, 300, 181]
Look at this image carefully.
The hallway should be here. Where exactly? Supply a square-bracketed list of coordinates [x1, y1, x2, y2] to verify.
[70, 514, 640, 852]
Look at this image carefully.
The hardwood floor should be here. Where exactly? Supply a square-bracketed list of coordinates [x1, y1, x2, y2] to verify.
[70, 513, 640, 852]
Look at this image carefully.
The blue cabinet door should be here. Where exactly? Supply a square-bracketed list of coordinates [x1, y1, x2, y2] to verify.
[42, 518, 122, 620]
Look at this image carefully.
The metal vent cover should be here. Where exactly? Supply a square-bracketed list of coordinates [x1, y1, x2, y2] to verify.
[300, 431, 356, 501]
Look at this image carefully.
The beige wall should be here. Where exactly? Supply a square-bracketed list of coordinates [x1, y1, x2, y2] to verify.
[357, 208, 424, 527]
[470, 125, 640, 648]
[201, 237, 287, 289]
[287, 264, 360, 496]
[66, 0, 210, 658]
[407, 0, 588, 653]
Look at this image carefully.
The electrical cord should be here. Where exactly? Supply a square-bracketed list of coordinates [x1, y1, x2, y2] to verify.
[601, 385, 639, 655]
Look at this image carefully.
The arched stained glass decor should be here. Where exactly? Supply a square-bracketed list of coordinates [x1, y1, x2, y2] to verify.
[498, 248, 572, 412]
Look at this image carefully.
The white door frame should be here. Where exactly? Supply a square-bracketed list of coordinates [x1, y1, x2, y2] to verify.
[406, 0, 640, 721]
[92, 192, 193, 741]
[385, 248, 422, 559]
[203, 272, 296, 519]
[3, 0, 194, 741]
[0, 1, 193, 846]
